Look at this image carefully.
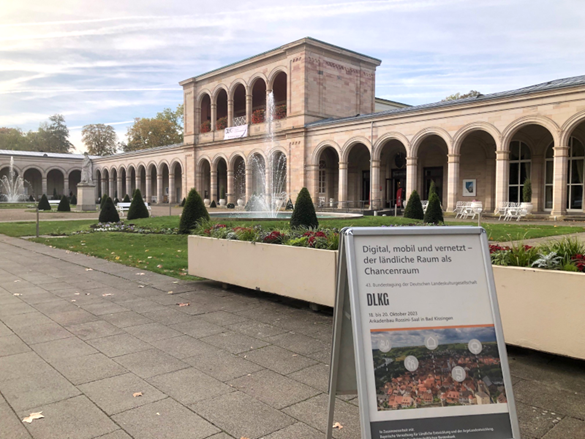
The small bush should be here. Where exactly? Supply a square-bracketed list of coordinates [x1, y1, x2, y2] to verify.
[404, 190, 424, 220]
[179, 188, 210, 234]
[127, 189, 149, 220]
[227, 203, 235, 209]
[28, 195, 35, 202]
[523, 178, 532, 203]
[52, 187, 58, 200]
[179, 198, 186, 207]
[70, 195, 77, 205]
[210, 200, 217, 208]
[285, 198, 294, 210]
[123, 194, 131, 203]
[423, 192, 443, 224]
[290, 187, 319, 229]
[100, 195, 109, 210]
[57, 195, 71, 212]
[38, 194, 51, 211]
[98, 197, 120, 223]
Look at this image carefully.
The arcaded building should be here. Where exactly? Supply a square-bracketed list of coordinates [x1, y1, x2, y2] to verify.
[2, 37, 585, 217]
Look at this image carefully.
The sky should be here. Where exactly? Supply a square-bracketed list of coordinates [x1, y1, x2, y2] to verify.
[1, 0, 584, 153]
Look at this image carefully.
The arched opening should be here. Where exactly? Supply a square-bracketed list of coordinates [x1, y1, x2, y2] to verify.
[215, 158, 228, 202]
[250, 153, 266, 195]
[458, 131, 497, 211]
[200, 94, 211, 133]
[317, 147, 339, 207]
[128, 166, 136, 196]
[233, 156, 246, 201]
[69, 170, 81, 199]
[199, 160, 211, 200]
[111, 168, 118, 199]
[138, 165, 146, 196]
[216, 89, 228, 131]
[233, 84, 247, 126]
[102, 169, 109, 197]
[120, 167, 127, 199]
[378, 140, 407, 208]
[22, 168, 42, 199]
[507, 124, 552, 211]
[251, 79, 267, 124]
[172, 162, 183, 203]
[47, 169, 64, 199]
[558, 119, 585, 212]
[272, 71, 287, 119]
[160, 163, 169, 203]
[148, 165, 157, 203]
[347, 143, 371, 208]
[417, 135, 448, 203]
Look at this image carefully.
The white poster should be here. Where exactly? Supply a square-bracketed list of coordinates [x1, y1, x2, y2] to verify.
[224, 124, 248, 140]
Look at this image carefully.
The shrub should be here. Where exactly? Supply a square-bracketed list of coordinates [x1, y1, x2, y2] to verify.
[179, 188, 210, 234]
[220, 187, 226, 200]
[180, 198, 186, 207]
[114, 197, 119, 204]
[127, 189, 149, 220]
[290, 187, 319, 229]
[275, 104, 287, 120]
[123, 194, 131, 203]
[423, 192, 443, 224]
[28, 195, 35, 202]
[200, 120, 211, 133]
[52, 187, 58, 200]
[70, 195, 77, 205]
[404, 190, 424, 220]
[252, 109, 265, 124]
[210, 200, 217, 208]
[216, 117, 228, 130]
[523, 178, 532, 203]
[100, 195, 109, 210]
[227, 203, 235, 209]
[38, 194, 51, 211]
[57, 195, 71, 212]
[98, 196, 120, 223]
[285, 198, 294, 210]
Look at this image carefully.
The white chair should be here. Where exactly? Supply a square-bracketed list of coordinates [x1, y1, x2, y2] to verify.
[454, 201, 465, 218]
[422, 201, 429, 213]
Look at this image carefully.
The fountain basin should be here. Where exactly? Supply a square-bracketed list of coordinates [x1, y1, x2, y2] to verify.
[208, 211, 363, 220]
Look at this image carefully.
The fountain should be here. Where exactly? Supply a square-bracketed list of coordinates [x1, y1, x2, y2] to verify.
[0, 157, 30, 202]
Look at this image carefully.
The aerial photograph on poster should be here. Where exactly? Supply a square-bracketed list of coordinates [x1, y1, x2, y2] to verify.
[371, 326, 507, 411]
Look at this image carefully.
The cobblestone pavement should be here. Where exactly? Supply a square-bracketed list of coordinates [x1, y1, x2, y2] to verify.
[0, 235, 583, 439]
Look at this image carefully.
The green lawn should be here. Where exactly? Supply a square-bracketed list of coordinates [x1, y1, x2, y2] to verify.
[0, 203, 37, 209]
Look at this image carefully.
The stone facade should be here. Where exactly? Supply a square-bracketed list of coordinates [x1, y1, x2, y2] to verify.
[2, 38, 585, 216]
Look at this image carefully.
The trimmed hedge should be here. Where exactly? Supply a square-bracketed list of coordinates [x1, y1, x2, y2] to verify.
[98, 196, 120, 223]
[70, 195, 77, 205]
[210, 200, 217, 208]
[123, 194, 131, 203]
[127, 189, 149, 220]
[180, 198, 186, 207]
[38, 194, 51, 211]
[100, 195, 109, 210]
[57, 195, 71, 212]
[404, 190, 424, 220]
[179, 188, 210, 234]
[290, 187, 319, 229]
[423, 191, 444, 224]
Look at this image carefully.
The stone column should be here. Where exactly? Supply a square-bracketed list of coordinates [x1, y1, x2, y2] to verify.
[115, 176, 122, 200]
[195, 107, 201, 135]
[135, 172, 141, 196]
[485, 158, 496, 212]
[169, 173, 176, 203]
[446, 154, 460, 212]
[552, 146, 569, 216]
[109, 177, 115, 199]
[100, 179, 106, 198]
[370, 159, 380, 210]
[227, 99, 234, 128]
[146, 170, 152, 203]
[245, 164, 253, 202]
[406, 157, 417, 198]
[306, 164, 319, 204]
[227, 169, 235, 204]
[210, 170, 217, 202]
[495, 150, 509, 210]
[63, 175, 69, 198]
[245, 94, 252, 125]
[156, 173, 163, 204]
[531, 154, 543, 212]
[338, 161, 348, 209]
[210, 104, 217, 132]
[126, 174, 132, 198]
[42, 177, 47, 196]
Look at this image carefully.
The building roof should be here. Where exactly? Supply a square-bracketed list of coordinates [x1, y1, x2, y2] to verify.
[308, 74, 585, 128]
[94, 143, 185, 160]
[375, 97, 411, 107]
[0, 150, 92, 160]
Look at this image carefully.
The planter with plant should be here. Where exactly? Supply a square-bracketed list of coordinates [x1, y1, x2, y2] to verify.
[200, 120, 211, 133]
[216, 117, 228, 130]
[219, 187, 226, 206]
[252, 109, 265, 124]
[521, 178, 533, 213]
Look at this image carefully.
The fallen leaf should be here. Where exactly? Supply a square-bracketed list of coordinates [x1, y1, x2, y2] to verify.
[138, 285, 145, 288]
[85, 268, 93, 271]
[177, 303, 190, 307]
[115, 256, 120, 260]
[133, 392, 143, 397]
[333, 422, 343, 429]
[102, 293, 113, 297]
[22, 412, 44, 423]
[14, 280, 20, 283]
[71, 300, 76, 302]
[74, 292, 80, 295]
[13, 293, 22, 296]
[173, 281, 179, 284]
[156, 265, 163, 268]
[167, 291, 174, 294]
[136, 273, 145, 276]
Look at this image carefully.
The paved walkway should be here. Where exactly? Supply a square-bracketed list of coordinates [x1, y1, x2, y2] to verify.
[0, 235, 584, 439]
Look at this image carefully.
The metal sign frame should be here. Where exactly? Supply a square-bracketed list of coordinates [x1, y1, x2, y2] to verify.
[327, 226, 520, 439]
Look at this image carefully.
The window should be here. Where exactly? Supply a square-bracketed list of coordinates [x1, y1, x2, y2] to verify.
[544, 144, 553, 209]
[567, 137, 584, 210]
[508, 141, 531, 203]
[318, 160, 326, 194]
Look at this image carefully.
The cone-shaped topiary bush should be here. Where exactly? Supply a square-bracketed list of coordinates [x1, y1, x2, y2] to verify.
[428, 180, 437, 197]
[28, 195, 35, 202]
[99, 196, 120, 223]
[57, 195, 71, 212]
[180, 198, 186, 207]
[285, 198, 294, 210]
[290, 187, 319, 229]
[179, 188, 209, 234]
[70, 195, 77, 205]
[127, 189, 149, 220]
[210, 200, 217, 208]
[404, 190, 424, 220]
[423, 191, 443, 224]
[38, 194, 51, 211]
[100, 195, 109, 210]
[523, 178, 532, 203]
[123, 194, 131, 203]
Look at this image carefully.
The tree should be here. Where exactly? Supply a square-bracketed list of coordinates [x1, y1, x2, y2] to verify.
[99, 197, 120, 223]
[290, 187, 319, 228]
[179, 188, 209, 234]
[442, 90, 482, 102]
[127, 189, 150, 220]
[156, 104, 184, 137]
[423, 191, 444, 224]
[38, 194, 51, 211]
[57, 195, 71, 212]
[124, 117, 182, 152]
[0, 128, 31, 151]
[38, 114, 74, 153]
[82, 124, 118, 156]
[404, 190, 424, 220]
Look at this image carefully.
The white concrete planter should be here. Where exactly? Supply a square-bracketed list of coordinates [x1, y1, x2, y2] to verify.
[204, 199, 210, 207]
[520, 202, 534, 214]
[219, 199, 226, 207]
[237, 198, 244, 207]
[188, 236, 337, 306]
[492, 265, 585, 360]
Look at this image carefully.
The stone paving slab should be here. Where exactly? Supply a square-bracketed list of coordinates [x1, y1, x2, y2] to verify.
[0, 233, 584, 439]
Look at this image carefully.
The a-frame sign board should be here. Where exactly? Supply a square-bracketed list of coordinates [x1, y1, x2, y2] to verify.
[327, 227, 521, 439]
